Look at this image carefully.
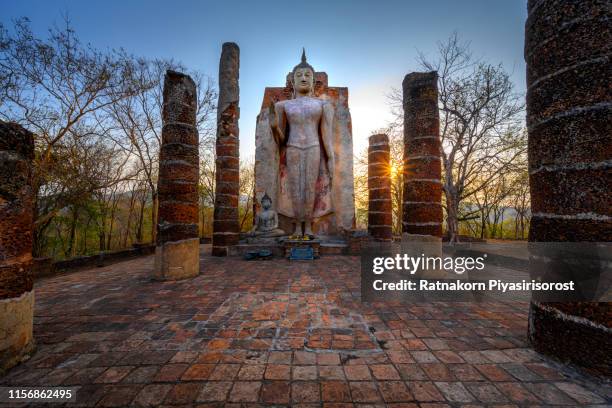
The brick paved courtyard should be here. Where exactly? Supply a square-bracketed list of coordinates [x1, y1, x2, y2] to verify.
[1, 246, 609, 407]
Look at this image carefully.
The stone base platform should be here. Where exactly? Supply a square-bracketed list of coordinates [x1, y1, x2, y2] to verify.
[319, 242, 346, 255]
[153, 238, 200, 280]
[283, 239, 321, 259]
[0, 291, 35, 375]
[229, 236, 348, 258]
[228, 243, 285, 258]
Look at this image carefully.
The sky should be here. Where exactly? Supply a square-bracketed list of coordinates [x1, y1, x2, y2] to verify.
[3, 0, 527, 159]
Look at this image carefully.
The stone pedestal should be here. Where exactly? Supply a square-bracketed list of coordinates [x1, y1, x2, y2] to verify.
[0, 122, 35, 374]
[368, 134, 393, 241]
[154, 71, 200, 280]
[402, 72, 443, 237]
[283, 239, 321, 260]
[525, 0, 611, 376]
[212, 42, 240, 256]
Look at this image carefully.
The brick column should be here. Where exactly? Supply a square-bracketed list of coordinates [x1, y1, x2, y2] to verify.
[526, 0, 611, 375]
[368, 133, 393, 241]
[154, 71, 200, 280]
[212, 42, 240, 256]
[402, 72, 443, 238]
[0, 122, 35, 373]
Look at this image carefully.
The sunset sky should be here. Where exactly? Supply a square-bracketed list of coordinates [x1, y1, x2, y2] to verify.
[4, 0, 527, 158]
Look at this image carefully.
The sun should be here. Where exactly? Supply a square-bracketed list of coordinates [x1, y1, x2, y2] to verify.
[389, 161, 402, 178]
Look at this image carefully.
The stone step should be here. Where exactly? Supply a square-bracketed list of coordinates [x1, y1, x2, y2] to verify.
[228, 244, 284, 257]
[228, 242, 348, 257]
[320, 243, 348, 255]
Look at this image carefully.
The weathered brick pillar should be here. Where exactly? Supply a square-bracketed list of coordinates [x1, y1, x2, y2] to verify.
[368, 134, 393, 241]
[154, 71, 200, 280]
[402, 72, 443, 238]
[212, 42, 240, 257]
[0, 122, 36, 373]
[526, 0, 611, 375]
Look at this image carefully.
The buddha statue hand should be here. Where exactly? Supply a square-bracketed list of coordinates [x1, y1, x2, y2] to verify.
[268, 103, 278, 130]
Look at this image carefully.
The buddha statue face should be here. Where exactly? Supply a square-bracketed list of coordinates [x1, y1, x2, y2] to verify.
[261, 195, 272, 211]
[293, 67, 314, 96]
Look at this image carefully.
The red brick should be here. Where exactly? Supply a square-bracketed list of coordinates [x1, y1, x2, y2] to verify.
[378, 381, 413, 402]
[434, 382, 475, 403]
[495, 382, 540, 404]
[319, 365, 345, 380]
[264, 364, 290, 380]
[181, 364, 215, 381]
[261, 380, 290, 404]
[349, 381, 381, 402]
[317, 353, 340, 365]
[293, 351, 316, 365]
[408, 381, 445, 402]
[344, 365, 372, 381]
[265, 351, 290, 363]
[322, 381, 351, 402]
[238, 364, 265, 380]
[433, 350, 463, 364]
[209, 364, 240, 380]
[422, 364, 455, 381]
[153, 364, 188, 382]
[228, 381, 261, 402]
[293, 365, 317, 380]
[133, 384, 172, 406]
[164, 382, 202, 404]
[475, 364, 514, 382]
[95, 366, 134, 383]
[292, 381, 320, 403]
[198, 381, 233, 402]
[96, 384, 141, 407]
[371, 364, 401, 380]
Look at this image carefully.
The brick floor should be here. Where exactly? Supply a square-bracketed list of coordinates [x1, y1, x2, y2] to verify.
[1, 246, 610, 406]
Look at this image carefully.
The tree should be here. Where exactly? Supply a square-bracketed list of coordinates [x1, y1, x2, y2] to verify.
[199, 147, 216, 237]
[0, 17, 138, 254]
[471, 170, 513, 239]
[508, 168, 531, 239]
[0, 17, 217, 257]
[388, 131, 404, 235]
[103, 58, 216, 243]
[238, 157, 255, 232]
[353, 150, 369, 230]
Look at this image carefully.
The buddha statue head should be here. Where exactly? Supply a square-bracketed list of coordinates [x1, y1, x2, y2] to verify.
[292, 48, 315, 97]
[261, 192, 272, 210]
